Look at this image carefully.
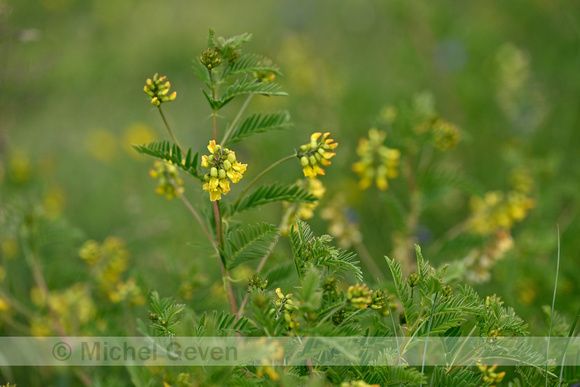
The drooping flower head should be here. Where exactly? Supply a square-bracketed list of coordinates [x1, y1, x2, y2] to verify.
[201, 140, 247, 201]
[297, 132, 337, 179]
[143, 73, 177, 107]
[352, 128, 401, 190]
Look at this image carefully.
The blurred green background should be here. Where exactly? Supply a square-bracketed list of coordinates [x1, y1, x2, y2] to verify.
[1, 0, 580, 337]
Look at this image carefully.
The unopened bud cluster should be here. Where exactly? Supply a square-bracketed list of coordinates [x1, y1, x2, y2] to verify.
[201, 140, 247, 201]
[200, 48, 221, 70]
[248, 274, 268, 292]
[347, 283, 373, 310]
[144, 73, 177, 107]
[297, 132, 338, 179]
[149, 161, 184, 200]
[477, 363, 506, 386]
[352, 128, 401, 191]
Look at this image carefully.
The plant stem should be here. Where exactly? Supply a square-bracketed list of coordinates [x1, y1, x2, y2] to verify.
[221, 94, 253, 145]
[173, 182, 220, 259]
[233, 154, 296, 208]
[546, 224, 561, 387]
[157, 106, 185, 155]
[354, 240, 385, 282]
[422, 292, 440, 374]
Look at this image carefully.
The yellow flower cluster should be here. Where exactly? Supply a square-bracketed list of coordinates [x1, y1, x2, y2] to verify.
[281, 178, 325, 234]
[274, 288, 299, 329]
[352, 128, 401, 190]
[143, 73, 177, 107]
[347, 283, 373, 310]
[468, 190, 535, 235]
[149, 160, 184, 200]
[79, 237, 145, 305]
[431, 118, 461, 151]
[201, 140, 247, 201]
[463, 229, 514, 283]
[297, 132, 338, 179]
[477, 363, 506, 387]
[30, 283, 96, 335]
[320, 194, 362, 249]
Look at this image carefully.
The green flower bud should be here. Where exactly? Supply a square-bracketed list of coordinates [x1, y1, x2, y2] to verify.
[314, 152, 322, 161]
[207, 155, 215, 163]
[310, 140, 317, 149]
[317, 148, 325, 155]
[223, 160, 232, 170]
[309, 155, 317, 165]
[300, 156, 310, 167]
[214, 144, 221, 154]
[218, 169, 226, 179]
[210, 167, 218, 177]
[300, 145, 309, 152]
[227, 153, 236, 163]
[203, 174, 210, 182]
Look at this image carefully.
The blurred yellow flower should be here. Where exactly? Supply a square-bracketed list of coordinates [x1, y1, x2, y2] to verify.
[1, 238, 19, 260]
[468, 190, 535, 235]
[8, 149, 32, 183]
[85, 128, 118, 163]
[432, 118, 461, 151]
[149, 160, 184, 200]
[352, 128, 400, 190]
[0, 295, 9, 312]
[281, 178, 325, 234]
[320, 194, 362, 249]
[43, 186, 66, 218]
[123, 123, 157, 159]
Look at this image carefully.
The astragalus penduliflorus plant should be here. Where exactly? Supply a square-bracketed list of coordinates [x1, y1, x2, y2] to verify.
[129, 31, 579, 386]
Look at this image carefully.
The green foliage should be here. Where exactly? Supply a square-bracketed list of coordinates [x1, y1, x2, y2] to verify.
[193, 310, 254, 336]
[290, 219, 363, 282]
[132, 140, 202, 180]
[224, 111, 292, 146]
[222, 53, 282, 78]
[229, 183, 317, 215]
[147, 291, 185, 337]
[220, 222, 279, 270]
[430, 367, 484, 387]
[202, 76, 287, 111]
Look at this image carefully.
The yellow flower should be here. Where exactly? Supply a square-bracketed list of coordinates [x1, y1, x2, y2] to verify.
[352, 128, 400, 190]
[201, 141, 246, 201]
[143, 73, 177, 106]
[432, 118, 461, 151]
[281, 178, 326, 234]
[297, 132, 338, 179]
[149, 160, 184, 200]
[468, 190, 534, 235]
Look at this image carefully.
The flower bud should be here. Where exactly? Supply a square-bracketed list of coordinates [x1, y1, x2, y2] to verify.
[223, 160, 232, 170]
[218, 169, 226, 179]
[300, 156, 310, 167]
[227, 153, 236, 163]
[309, 155, 317, 165]
[210, 167, 218, 177]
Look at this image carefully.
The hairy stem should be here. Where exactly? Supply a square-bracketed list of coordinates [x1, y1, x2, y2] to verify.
[221, 94, 253, 145]
[157, 106, 185, 155]
[233, 154, 296, 208]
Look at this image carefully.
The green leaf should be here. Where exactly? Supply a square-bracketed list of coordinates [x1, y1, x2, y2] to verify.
[290, 220, 363, 282]
[230, 183, 317, 216]
[222, 53, 282, 77]
[221, 222, 279, 270]
[218, 75, 287, 109]
[300, 267, 323, 312]
[192, 59, 212, 89]
[132, 140, 203, 181]
[224, 111, 292, 146]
